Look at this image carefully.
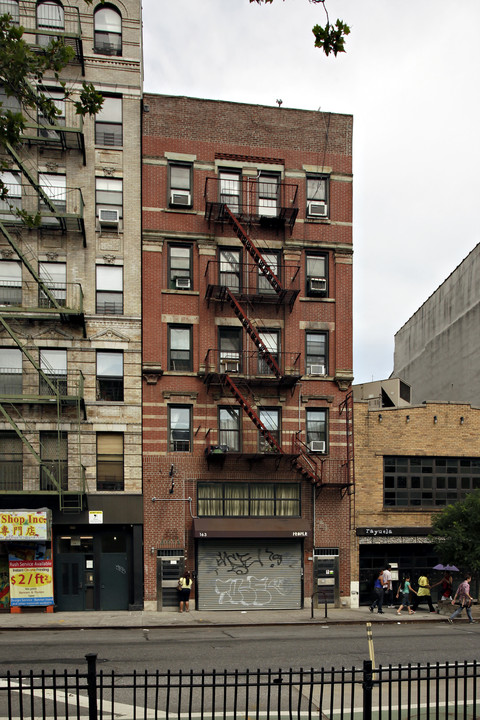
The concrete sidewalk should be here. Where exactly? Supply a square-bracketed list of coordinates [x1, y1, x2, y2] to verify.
[1, 603, 474, 630]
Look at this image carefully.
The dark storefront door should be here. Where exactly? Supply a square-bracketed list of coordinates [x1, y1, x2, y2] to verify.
[99, 553, 129, 610]
[55, 554, 86, 611]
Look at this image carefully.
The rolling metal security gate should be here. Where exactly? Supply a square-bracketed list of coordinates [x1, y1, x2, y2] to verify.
[197, 539, 303, 610]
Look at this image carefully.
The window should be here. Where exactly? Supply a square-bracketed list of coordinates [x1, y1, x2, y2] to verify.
[306, 175, 329, 218]
[258, 251, 279, 294]
[96, 351, 123, 401]
[197, 482, 300, 517]
[168, 325, 192, 372]
[168, 244, 192, 290]
[219, 170, 241, 214]
[0, 260, 22, 305]
[96, 265, 123, 314]
[97, 432, 124, 490]
[306, 331, 327, 375]
[218, 406, 241, 451]
[219, 248, 241, 292]
[38, 88, 65, 139]
[40, 348, 67, 395]
[259, 407, 280, 453]
[95, 96, 122, 146]
[219, 327, 242, 373]
[94, 5, 122, 56]
[39, 173, 66, 212]
[96, 177, 123, 222]
[0, 0, 19, 23]
[0, 171, 22, 220]
[169, 405, 192, 452]
[306, 409, 327, 453]
[384, 456, 480, 508]
[36, 1, 64, 46]
[0, 348, 22, 395]
[258, 329, 279, 375]
[258, 172, 278, 217]
[39, 261, 66, 307]
[169, 163, 192, 207]
[0, 431, 22, 490]
[306, 253, 328, 297]
[40, 431, 67, 491]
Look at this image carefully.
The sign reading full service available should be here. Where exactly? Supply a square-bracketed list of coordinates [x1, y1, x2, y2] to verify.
[0, 511, 50, 542]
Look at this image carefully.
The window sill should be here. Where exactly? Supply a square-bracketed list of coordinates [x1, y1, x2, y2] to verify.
[162, 289, 199, 295]
[305, 217, 331, 224]
[164, 207, 196, 214]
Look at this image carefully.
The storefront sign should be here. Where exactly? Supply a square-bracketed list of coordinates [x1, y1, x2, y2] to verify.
[9, 559, 54, 606]
[0, 511, 50, 541]
[356, 526, 432, 537]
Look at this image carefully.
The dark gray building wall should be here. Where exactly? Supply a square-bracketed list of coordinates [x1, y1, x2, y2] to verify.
[393, 243, 480, 405]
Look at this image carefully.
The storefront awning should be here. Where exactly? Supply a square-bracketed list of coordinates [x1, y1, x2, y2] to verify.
[193, 518, 310, 539]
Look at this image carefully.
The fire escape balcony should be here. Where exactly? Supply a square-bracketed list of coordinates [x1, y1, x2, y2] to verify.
[201, 349, 302, 390]
[0, 367, 85, 411]
[20, 1, 85, 75]
[205, 260, 300, 310]
[0, 279, 84, 327]
[21, 99, 85, 163]
[0, 185, 86, 242]
[204, 176, 299, 233]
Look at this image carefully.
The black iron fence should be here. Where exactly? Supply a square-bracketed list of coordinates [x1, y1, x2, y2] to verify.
[1, 654, 479, 719]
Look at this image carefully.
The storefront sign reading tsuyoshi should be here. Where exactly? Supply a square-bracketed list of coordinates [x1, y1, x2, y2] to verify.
[0, 510, 51, 541]
[0, 510, 53, 607]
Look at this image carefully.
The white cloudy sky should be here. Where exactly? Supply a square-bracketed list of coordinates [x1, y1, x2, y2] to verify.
[142, 0, 480, 383]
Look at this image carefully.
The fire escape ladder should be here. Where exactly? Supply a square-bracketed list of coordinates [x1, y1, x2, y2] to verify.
[291, 434, 321, 486]
[223, 205, 284, 297]
[223, 374, 283, 454]
[0, 219, 67, 313]
[223, 287, 282, 378]
[5, 142, 67, 232]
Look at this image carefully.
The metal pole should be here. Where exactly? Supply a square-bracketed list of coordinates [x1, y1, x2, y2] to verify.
[362, 659, 373, 720]
[85, 653, 98, 720]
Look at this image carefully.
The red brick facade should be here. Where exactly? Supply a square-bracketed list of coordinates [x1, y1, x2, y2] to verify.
[142, 95, 354, 610]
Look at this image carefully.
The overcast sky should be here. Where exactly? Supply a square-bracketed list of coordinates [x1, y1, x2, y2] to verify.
[142, 0, 480, 384]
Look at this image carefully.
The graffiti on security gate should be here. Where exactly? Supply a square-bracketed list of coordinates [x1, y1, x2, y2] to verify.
[214, 547, 283, 575]
[215, 575, 288, 606]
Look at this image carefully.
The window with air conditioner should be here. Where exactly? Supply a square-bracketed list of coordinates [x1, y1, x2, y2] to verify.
[306, 331, 327, 376]
[96, 177, 123, 225]
[306, 175, 329, 218]
[306, 253, 328, 297]
[219, 327, 242, 373]
[169, 164, 192, 207]
[168, 243, 192, 289]
[306, 408, 327, 454]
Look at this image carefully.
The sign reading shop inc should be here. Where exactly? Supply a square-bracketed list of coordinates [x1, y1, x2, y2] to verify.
[356, 526, 432, 537]
[0, 511, 51, 542]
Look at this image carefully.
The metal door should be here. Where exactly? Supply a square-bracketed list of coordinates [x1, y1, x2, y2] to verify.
[157, 556, 183, 611]
[99, 553, 129, 610]
[55, 554, 86, 611]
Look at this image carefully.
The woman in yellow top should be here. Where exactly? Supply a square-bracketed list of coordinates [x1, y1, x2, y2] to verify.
[178, 570, 193, 613]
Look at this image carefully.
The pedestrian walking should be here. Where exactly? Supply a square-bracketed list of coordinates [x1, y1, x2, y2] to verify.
[369, 570, 385, 614]
[438, 571, 453, 603]
[448, 574, 476, 624]
[382, 564, 394, 607]
[411, 574, 438, 612]
[396, 574, 417, 615]
[177, 570, 193, 613]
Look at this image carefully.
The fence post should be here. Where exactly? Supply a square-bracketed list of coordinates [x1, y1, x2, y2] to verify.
[362, 659, 373, 720]
[85, 653, 98, 720]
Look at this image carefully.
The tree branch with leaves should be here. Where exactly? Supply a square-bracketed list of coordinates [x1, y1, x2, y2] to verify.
[250, 0, 350, 57]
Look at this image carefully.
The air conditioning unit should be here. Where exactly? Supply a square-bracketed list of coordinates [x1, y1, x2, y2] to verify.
[170, 190, 191, 206]
[175, 277, 191, 289]
[309, 364, 326, 376]
[98, 208, 119, 226]
[308, 200, 328, 217]
[221, 360, 240, 373]
[308, 277, 327, 295]
[309, 440, 326, 453]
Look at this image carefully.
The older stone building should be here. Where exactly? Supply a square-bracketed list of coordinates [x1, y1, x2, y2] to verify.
[142, 95, 354, 611]
[0, 0, 143, 611]
[353, 400, 480, 605]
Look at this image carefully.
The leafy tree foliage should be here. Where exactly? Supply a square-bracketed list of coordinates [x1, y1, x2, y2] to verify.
[250, 0, 350, 57]
[430, 490, 480, 578]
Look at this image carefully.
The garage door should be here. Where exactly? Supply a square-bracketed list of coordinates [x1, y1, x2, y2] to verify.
[197, 539, 303, 610]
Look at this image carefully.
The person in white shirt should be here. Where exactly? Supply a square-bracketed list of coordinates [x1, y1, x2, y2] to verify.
[382, 565, 393, 608]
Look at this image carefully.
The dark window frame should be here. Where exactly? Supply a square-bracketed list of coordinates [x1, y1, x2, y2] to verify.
[197, 481, 301, 518]
[93, 3, 122, 57]
[168, 404, 192, 453]
[96, 264, 123, 315]
[306, 252, 328, 297]
[96, 350, 124, 402]
[306, 408, 328, 453]
[168, 243, 193, 290]
[218, 405, 241, 452]
[168, 162, 193, 208]
[94, 94, 122, 147]
[306, 174, 330, 219]
[258, 406, 281, 453]
[305, 330, 328, 375]
[96, 432, 124, 491]
[168, 324, 193, 372]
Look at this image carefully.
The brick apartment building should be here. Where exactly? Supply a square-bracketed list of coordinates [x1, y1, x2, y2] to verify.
[142, 95, 354, 611]
[354, 400, 480, 605]
[0, 0, 143, 612]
